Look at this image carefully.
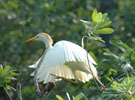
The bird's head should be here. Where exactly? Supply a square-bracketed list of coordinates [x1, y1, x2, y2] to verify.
[26, 33, 53, 48]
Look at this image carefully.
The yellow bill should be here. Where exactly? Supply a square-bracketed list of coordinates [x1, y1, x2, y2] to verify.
[26, 37, 37, 42]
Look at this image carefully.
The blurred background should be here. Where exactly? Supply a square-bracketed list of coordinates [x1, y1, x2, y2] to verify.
[0, 0, 135, 100]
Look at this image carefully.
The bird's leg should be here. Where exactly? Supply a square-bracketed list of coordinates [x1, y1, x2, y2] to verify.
[65, 78, 78, 84]
[41, 82, 55, 99]
[95, 77, 105, 89]
[50, 74, 78, 84]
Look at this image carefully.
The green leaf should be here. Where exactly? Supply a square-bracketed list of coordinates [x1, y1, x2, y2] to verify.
[89, 51, 98, 63]
[10, 72, 19, 76]
[4, 71, 18, 77]
[121, 42, 131, 52]
[92, 11, 98, 21]
[103, 52, 119, 60]
[131, 96, 135, 100]
[92, 21, 97, 27]
[0, 65, 3, 75]
[0, 77, 4, 87]
[104, 75, 112, 82]
[6, 84, 11, 90]
[109, 40, 129, 53]
[80, 20, 92, 30]
[95, 28, 114, 34]
[8, 1, 18, 8]
[100, 21, 112, 28]
[56, 95, 64, 100]
[8, 77, 17, 80]
[4, 77, 11, 83]
[131, 50, 135, 63]
[3, 65, 11, 76]
[73, 93, 84, 100]
[102, 13, 108, 19]
[109, 68, 117, 75]
[73, 93, 88, 100]
[94, 20, 111, 30]
[110, 40, 131, 52]
[80, 20, 91, 25]
[95, 12, 103, 23]
[91, 35, 105, 43]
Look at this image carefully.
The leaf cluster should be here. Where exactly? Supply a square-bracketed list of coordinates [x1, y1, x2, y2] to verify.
[81, 11, 114, 43]
[56, 92, 88, 100]
[0, 65, 18, 88]
[103, 40, 135, 72]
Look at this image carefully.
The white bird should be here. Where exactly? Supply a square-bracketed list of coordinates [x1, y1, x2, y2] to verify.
[26, 33, 104, 87]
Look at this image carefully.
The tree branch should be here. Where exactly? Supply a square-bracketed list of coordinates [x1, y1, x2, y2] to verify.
[82, 35, 104, 90]
[95, 73, 126, 100]
[4, 86, 12, 100]
[17, 82, 22, 100]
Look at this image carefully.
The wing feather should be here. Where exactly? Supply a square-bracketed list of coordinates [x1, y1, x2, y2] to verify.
[28, 57, 41, 68]
[30, 40, 97, 84]
[63, 45, 69, 61]
[36, 65, 75, 84]
[65, 43, 76, 62]
[30, 40, 96, 70]
[70, 46, 83, 62]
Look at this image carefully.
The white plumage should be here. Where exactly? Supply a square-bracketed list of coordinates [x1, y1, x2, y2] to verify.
[26, 33, 99, 84]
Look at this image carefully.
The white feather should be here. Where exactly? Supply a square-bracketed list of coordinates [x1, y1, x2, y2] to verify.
[28, 57, 41, 68]
[36, 64, 75, 84]
[30, 40, 98, 84]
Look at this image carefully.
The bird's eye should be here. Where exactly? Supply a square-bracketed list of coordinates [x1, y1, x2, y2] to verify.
[37, 36, 39, 38]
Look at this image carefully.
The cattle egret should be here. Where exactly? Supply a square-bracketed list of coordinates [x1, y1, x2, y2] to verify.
[26, 33, 104, 87]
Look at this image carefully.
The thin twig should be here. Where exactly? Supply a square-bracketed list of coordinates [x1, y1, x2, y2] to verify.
[95, 73, 126, 100]
[17, 82, 22, 100]
[83, 35, 101, 90]
[66, 92, 71, 100]
[42, 82, 55, 100]
[86, 49, 100, 90]
[4, 86, 12, 100]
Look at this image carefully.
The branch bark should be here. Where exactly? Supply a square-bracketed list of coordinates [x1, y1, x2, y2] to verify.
[17, 82, 22, 100]
[82, 35, 104, 90]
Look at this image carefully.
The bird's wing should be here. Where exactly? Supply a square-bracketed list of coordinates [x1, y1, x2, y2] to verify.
[38, 40, 96, 71]
[37, 64, 75, 84]
[30, 40, 97, 84]
[28, 57, 41, 68]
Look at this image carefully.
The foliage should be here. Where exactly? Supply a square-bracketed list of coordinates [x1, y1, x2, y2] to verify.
[81, 11, 114, 43]
[0, 64, 18, 87]
[56, 92, 88, 100]
[103, 40, 134, 72]
[0, 64, 18, 99]
[98, 40, 135, 100]
[111, 76, 135, 100]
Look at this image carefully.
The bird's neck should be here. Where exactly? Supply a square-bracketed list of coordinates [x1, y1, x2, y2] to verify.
[46, 44, 53, 49]
[41, 38, 53, 49]
[44, 41, 53, 49]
